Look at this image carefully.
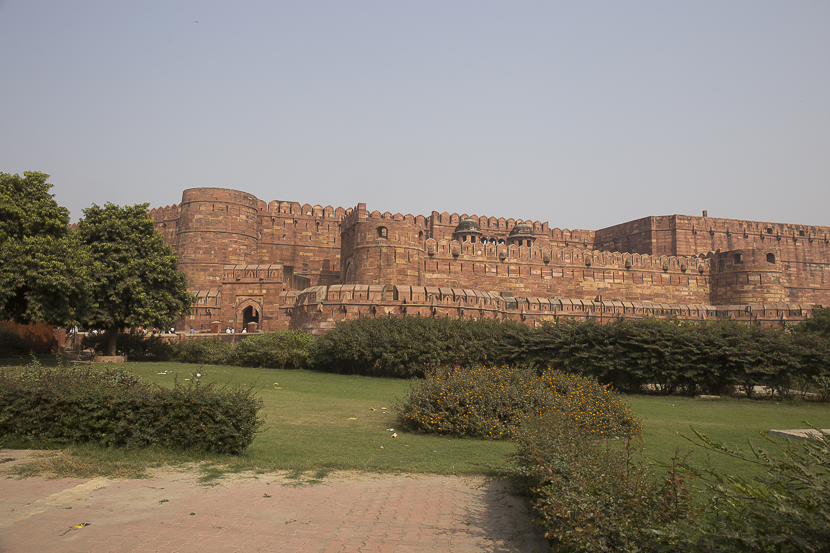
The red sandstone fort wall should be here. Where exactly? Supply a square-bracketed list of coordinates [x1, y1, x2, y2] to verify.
[283, 284, 814, 336]
[146, 187, 829, 334]
[255, 200, 349, 286]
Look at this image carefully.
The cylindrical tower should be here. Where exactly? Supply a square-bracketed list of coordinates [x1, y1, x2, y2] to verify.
[340, 207, 423, 286]
[709, 248, 784, 305]
[176, 188, 259, 289]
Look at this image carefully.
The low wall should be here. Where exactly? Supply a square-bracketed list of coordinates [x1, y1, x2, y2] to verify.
[281, 285, 816, 335]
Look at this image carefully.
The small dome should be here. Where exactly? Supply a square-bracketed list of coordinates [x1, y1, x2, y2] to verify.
[508, 221, 534, 237]
[454, 217, 482, 234]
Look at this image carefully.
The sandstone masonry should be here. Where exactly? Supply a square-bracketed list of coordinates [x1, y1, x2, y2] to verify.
[147, 187, 830, 333]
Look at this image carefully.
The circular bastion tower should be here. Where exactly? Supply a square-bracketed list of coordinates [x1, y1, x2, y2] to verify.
[340, 207, 424, 286]
[176, 188, 259, 290]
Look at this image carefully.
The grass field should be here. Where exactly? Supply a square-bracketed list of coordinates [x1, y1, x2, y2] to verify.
[3, 360, 829, 483]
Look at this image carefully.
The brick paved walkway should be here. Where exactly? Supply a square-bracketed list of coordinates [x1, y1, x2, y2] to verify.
[0, 451, 549, 553]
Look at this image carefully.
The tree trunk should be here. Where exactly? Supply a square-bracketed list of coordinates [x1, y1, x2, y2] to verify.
[107, 326, 119, 356]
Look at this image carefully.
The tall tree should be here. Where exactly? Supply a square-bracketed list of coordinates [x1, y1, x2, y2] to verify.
[77, 202, 194, 356]
[0, 171, 88, 325]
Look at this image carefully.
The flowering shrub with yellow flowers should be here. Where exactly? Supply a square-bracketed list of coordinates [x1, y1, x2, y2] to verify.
[396, 366, 640, 439]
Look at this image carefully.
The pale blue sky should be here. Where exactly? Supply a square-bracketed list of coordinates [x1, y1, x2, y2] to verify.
[1, 1, 828, 230]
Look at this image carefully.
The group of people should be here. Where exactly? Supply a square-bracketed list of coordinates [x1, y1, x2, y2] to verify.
[224, 327, 247, 334]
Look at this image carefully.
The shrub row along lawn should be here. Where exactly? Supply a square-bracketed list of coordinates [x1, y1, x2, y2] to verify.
[0, 360, 262, 455]
[79, 314, 830, 402]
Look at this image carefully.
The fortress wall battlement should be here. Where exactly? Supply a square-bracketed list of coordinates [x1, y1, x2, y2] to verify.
[145, 188, 828, 334]
[594, 215, 830, 259]
[257, 199, 352, 221]
[147, 203, 181, 248]
[281, 284, 815, 336]
[426, 209, 596, 246]
[418, 242, 712, 304]
[255, 210, 342, 286]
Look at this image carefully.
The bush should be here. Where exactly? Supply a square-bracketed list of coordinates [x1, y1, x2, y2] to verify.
[661, 428, 830, 552]
[792, 307, 830, 339]
[81, 330, 173, 361]
[397, 366, 641, 439]
[510, 413, 694, 552]
[307, 316, 530, 377]
[516, 318, 830, 398]
[0, 361, 263, 454]
[229, 330, 315, 369]
[170, 338, 234, 365]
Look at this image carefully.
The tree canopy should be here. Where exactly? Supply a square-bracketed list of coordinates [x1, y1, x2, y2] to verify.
[793, 307, 830, 339]
[77, 202, 194, 355]
[0, 171, 88, 325]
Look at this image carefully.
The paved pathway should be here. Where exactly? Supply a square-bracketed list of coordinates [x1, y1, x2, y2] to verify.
[0, 451, 549, 553]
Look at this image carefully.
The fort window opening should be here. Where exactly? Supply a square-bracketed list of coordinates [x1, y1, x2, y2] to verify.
[766, 228, 773, 234]
[377, 226, 388, 239]
[734, 254, 742, 264]
[799, 230, 805, 237]
[767, 253, 776, 264]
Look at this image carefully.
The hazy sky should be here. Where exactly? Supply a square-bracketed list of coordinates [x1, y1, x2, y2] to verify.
[1, 1, 828, 230]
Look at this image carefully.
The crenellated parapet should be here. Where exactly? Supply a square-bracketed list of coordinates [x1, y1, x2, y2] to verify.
[280, 283, 818, 335]
[147, 203, 181, 247]
[423, 239, 709, 270]
[258, 199, 352, 220]
[427, 210, 596, 248]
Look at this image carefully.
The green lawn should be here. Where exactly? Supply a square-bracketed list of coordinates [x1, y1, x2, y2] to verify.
[3, 360, 829, 482]
[629, 394, 830, 477]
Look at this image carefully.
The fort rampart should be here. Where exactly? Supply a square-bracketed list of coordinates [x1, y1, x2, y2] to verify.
[147, 187, 830, 333]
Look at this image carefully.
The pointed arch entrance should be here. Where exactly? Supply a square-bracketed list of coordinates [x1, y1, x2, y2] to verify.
[235, 297, 263, 332]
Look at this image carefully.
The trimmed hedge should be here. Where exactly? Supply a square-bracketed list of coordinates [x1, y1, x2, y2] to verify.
[0, 363, 263, 454]
[81, 330, 315, 369]
[307, 316, 531, 377]
[171, 338, 234, 365]
[228, 330, 314, 369]
[514, 318, 830, 397]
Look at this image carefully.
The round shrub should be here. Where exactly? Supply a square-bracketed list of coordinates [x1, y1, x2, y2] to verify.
[397, 366, 641, 439]
[170, 338, 233, 365]
[230, 330, 314, 369]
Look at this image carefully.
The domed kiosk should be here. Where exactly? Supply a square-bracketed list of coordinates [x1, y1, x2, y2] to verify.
[507, 221, 535, 247]
[453, 217, 483, 243]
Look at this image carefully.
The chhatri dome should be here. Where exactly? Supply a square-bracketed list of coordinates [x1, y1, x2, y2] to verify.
[454, 217, 482, 234]
[508, 221, 534, 238]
